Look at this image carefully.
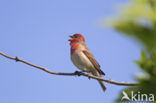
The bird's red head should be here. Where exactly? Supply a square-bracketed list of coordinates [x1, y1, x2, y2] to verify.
[68, 34, 85, 43]
[68, 34, 85, 54]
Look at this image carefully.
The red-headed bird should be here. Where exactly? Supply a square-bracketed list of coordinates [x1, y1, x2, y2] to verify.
[68, 34, 106, 91]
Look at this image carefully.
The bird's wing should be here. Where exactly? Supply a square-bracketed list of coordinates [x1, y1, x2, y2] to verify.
[83, 50, 105, 75]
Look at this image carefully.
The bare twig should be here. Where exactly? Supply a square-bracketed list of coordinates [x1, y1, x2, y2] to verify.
[0, 51, 138, 86]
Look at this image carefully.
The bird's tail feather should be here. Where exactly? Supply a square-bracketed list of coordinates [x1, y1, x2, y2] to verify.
[98, 80, 106, 92]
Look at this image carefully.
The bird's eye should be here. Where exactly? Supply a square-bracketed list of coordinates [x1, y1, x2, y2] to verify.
[74, 36, 78, 38]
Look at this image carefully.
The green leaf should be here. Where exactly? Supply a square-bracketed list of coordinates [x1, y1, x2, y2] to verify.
[108, 0, 156, 102]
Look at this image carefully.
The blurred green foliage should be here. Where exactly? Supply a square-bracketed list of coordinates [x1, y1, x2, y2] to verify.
[110, 0, 156, 102]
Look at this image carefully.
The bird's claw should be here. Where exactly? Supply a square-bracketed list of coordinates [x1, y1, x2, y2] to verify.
[74, 71, 82, 76]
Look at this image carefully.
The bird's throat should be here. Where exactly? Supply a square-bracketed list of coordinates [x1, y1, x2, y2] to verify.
[70, 42, 79, 55]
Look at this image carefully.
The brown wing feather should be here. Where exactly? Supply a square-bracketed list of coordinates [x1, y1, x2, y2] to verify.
[83, 50, 105, 75]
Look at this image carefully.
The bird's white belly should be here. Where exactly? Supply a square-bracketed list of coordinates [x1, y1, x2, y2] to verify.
[71, 50, 94, 72]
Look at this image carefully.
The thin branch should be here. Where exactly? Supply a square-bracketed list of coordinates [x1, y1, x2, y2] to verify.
[0, 51, 138, 86]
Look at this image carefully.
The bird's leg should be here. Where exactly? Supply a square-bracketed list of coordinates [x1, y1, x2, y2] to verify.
[87, 72, 93, 80]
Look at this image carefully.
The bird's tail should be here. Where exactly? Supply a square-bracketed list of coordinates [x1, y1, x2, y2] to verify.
[98, 80, 106, 92]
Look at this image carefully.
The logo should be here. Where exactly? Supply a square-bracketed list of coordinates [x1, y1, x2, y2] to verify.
[121, 91, 154, 102]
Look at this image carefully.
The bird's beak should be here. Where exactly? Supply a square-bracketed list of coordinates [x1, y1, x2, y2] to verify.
[68, 35, 74, 41]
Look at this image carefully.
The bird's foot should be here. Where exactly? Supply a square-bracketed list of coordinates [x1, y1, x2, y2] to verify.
[74, 71, 83, 76]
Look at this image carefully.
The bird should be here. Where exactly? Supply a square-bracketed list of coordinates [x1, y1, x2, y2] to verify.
[68, 33, 106, 91]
